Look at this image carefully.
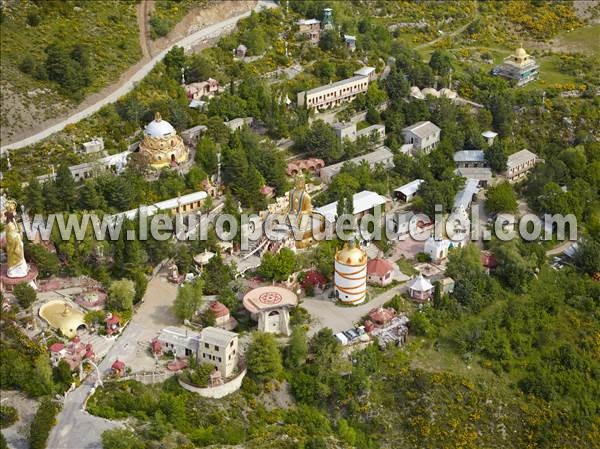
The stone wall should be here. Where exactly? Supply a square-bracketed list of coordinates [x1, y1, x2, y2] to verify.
[178, 368, 246, 399]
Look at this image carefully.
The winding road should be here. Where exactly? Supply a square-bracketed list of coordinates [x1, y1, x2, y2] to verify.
[0, 1, 276, 153]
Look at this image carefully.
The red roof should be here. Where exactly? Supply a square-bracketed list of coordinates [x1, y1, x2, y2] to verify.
[111, 360, 125, 371]
[105, 314, 121, 325]
[480, 251, 499, 269]
[367, 258, 394, 277]
[302, 270, 327, 288]
[151, 339, 162, 353]
[368, 307, 396, 324]
[209, 301, 229, 318]
[49, 343, 65, 353]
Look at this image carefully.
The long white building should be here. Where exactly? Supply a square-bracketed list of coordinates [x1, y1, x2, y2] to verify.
[298, 67, 375, 110]
[320, 146, 394, 183]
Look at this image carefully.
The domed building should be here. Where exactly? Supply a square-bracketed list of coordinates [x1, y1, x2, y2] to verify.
[492, 46, 539, 87]
[139, 112, 189, 169]
[334, 242, 367, 305]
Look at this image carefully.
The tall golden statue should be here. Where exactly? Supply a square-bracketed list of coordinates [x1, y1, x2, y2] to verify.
[4, 200, 29, 278]
[287, 174, 313, 217]
[285, 174, 323, 248]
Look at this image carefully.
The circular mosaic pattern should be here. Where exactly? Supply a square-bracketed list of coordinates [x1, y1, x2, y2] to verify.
[258, 291, 283, 305]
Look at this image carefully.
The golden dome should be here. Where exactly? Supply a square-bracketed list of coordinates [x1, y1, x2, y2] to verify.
[39, 300, 86, 338]
[515, 47, 527, 58]
[336, 243, 367, 266]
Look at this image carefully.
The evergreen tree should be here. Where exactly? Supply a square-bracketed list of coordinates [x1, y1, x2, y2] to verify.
[285, 326, 308, 369]
[247, 332, 283, 383]
[25, 177, 44, 214]
[195, 136, 219, 175]
[55, 164, 77, 212]
[78, 182, 106, 211]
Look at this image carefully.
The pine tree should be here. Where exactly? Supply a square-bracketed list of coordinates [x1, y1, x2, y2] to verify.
[55, 163, 77, 211]
[25, 177, 44, 214]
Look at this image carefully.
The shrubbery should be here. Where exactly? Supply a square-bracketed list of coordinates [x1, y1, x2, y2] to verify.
[29, 399, 59, 449]
[0, 405, 19, 428]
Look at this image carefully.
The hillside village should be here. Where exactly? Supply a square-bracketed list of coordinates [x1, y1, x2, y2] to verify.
[1, 1, 599, 449]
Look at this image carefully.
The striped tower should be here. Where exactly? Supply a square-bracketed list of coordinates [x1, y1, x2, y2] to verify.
[334, 242, 368, 305]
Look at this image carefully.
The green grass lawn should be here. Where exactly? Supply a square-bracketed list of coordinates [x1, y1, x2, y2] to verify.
[552, 24, 600, 56]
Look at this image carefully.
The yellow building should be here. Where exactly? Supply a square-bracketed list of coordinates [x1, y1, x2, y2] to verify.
[139, 112, 189, 169]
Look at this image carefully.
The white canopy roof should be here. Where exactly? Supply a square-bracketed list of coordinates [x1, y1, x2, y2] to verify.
[315, 190, 388, 223]
[408, 274, 433, 292]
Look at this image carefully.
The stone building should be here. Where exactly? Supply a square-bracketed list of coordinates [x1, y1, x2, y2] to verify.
[296, 18, 321, 45]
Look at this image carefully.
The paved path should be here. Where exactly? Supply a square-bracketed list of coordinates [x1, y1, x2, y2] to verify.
[46, 272, 178, 449]
[1, 1, 277, 153]
[303, 284, 407, 335]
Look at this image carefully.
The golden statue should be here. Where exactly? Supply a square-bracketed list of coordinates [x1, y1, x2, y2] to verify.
[285, 174, 323, 249]
[4, 200, 29, 278]
[287, 174, 313, 217]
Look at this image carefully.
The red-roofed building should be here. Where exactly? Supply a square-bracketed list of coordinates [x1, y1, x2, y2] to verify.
[367, 258, 394, 286]
[49, 340, 94, 370]
[49, 342, 65, 353]
[209, 301, 230, 326]
[368, 307, 397, 325]
[480, 250, 499, 274]
[105, 313, 121, 336]
[111, 360, 126, 377]
[49, 343, 66, 365]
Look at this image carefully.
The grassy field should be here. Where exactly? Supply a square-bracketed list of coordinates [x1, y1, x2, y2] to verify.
[552, 24, 600, 55]
[0, 1, 142, 99]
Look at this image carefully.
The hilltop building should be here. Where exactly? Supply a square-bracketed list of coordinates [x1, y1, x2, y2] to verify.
[315, 190, 388, 224]
[297, 67, 374, 110]
[401, 121, 441, 155]
[157, 326, 239, 378]
[454, 150, 487, 169]
[332, 121, 385, 144]
[367, 258, 394, 286]
[492, 47, 539, 86]
[296, 18, 321, 45]
[504, 149, 538, 182]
